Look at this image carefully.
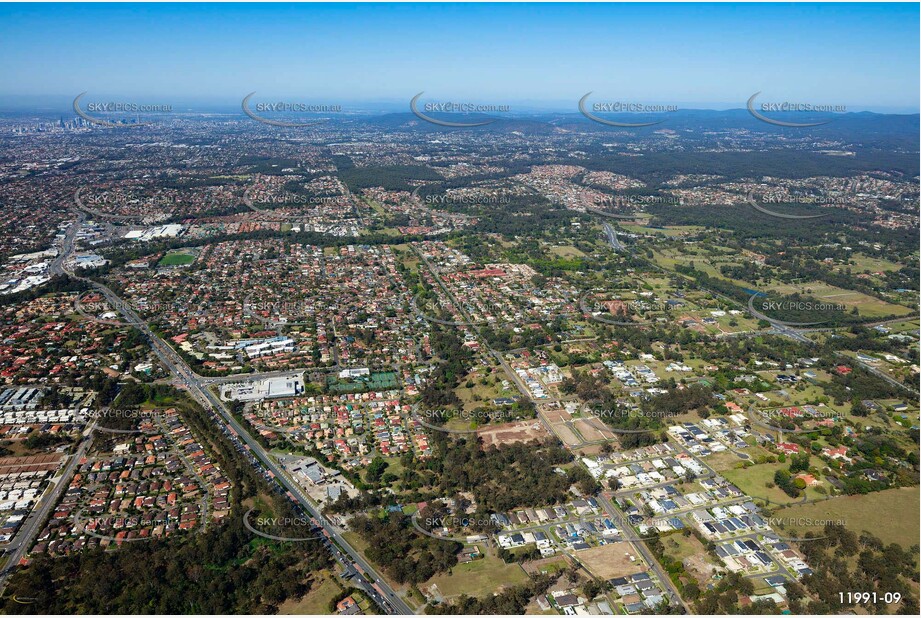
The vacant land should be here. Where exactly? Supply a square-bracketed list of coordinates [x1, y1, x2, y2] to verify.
[278, 571, 342, 615]
[722, 463, 824, 506]
[548, 245, 587, 259]
[845, 253, 903, 273]
[772, 487, 920, 548]
[478, 419, 551, 447]
[521, 556, 570, 576]
[705, 449, 760, 472]
[542, 407, 572, 424]
[572, 417, 616, 442]
[551, 423, 582, 447]
[576, 543, 644, 580]
[769, 281, 913, 318]
[662, 533, 719, 586]
[424, 555, 528, 599]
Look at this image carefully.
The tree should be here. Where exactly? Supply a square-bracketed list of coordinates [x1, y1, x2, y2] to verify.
[366, 456, 389, 484]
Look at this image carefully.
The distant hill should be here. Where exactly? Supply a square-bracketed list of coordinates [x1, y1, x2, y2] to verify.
[355, 108, 919, 151]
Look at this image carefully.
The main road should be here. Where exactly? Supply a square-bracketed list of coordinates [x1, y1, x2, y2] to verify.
[410, 244, 689, 612]
[54, 209, 412, 614]
[78, 277, 413, 614]
[0, 427, 95, 595]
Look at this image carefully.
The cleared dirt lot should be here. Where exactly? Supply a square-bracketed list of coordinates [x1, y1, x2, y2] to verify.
[541, 407, 572, 423]
[478, 420, 551, 447]
[551, 423, 582, 446]
[572, 418, 616, 442]
[576, 543, 645, 580]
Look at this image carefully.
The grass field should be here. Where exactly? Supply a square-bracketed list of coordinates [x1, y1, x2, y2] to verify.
[845, 253, 903, 273]
[768, 281, 913, 318]
[722, 462, 824, 506]
[651, 248, 912, 320]
[453, 368, 513, 412]
[548, 245, 586, 258]
[653, 249, 742, 281]
[424, 554, 528, 599]
[772, 487, 920, 548]
[341, 531, 370, 554]
[705, 449, 760, 472]
[621, 223, 704, 237]
[278, 571, 341, 614]
[661, 531, 707, 562]
[158, 252, 196, 266]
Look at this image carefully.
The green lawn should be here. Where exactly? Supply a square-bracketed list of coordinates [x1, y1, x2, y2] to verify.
[159, 253, 196, 266]
[722, 461, 824, 506]
[424, 554, 528, 599]
[768, 281, 913, 319]
[772, 487, 920, 548]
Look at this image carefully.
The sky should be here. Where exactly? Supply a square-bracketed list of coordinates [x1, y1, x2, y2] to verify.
[0, 2, 918, 113]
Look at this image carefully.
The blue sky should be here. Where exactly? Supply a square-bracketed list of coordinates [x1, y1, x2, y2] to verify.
[1, 2, 918, 112]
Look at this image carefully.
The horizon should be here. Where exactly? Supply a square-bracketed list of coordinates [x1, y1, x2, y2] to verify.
[1, 94, 918, 116]
[1, 2, 918, 114]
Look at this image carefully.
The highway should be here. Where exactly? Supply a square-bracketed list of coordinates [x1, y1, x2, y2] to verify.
[1, 212, 96, 594]
[51, 208, 412, 614]
[0, 428, 94, 594]
[602, 222, 626, 252]
[79, 277, 413, 614]
[840, 352, 919, 397]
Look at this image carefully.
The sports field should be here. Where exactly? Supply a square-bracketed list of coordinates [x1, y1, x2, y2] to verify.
[159, 252, 196, 266]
